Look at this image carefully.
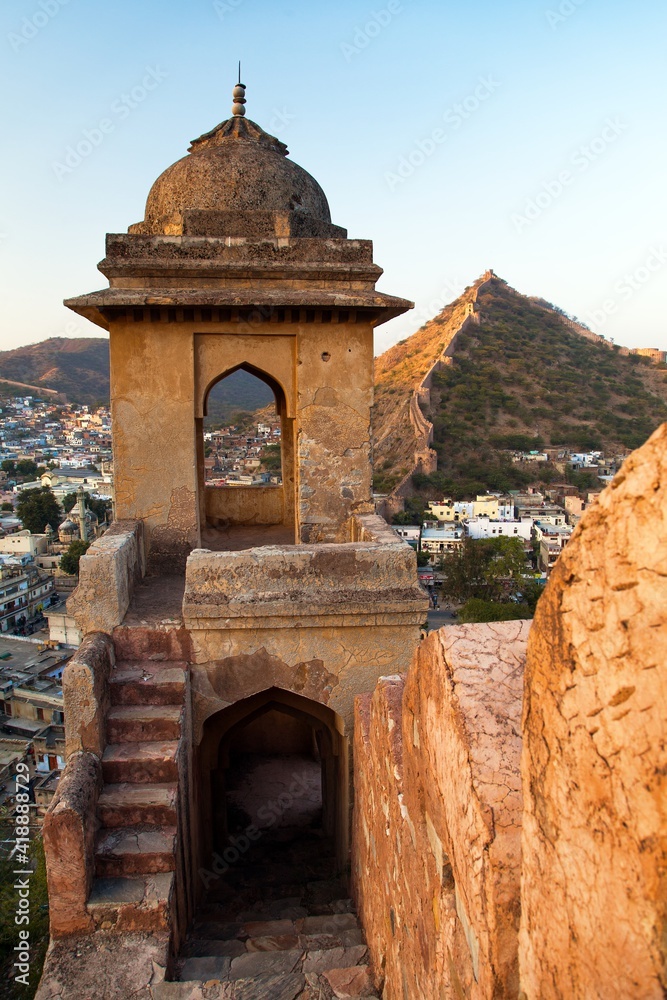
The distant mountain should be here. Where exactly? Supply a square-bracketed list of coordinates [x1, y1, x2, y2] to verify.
[372, 274, 667, 498]
[0, 338, 274, 416]
[0, 338, 110, 405]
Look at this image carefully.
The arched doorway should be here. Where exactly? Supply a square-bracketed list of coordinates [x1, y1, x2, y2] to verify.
[195, 689, 348, 911]
[195, 363, 297, 549]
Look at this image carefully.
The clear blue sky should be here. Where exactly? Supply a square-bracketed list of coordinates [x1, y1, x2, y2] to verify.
[1, 0, 665, 355]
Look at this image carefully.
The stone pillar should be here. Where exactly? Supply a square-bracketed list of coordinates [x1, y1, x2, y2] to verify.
[110, 322, 199, 572]
[519, 424, 667, 999]
[297, 321, 374, 542]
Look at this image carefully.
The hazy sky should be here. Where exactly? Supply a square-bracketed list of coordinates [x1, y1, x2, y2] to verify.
[1, 0, 665, 356]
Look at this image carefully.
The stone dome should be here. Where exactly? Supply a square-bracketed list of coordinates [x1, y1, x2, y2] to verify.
[132, 114, 333, 236]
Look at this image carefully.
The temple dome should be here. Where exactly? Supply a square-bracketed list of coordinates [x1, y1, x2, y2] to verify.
[131, 110, 333, 237]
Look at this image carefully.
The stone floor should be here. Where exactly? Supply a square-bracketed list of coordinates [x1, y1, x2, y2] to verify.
[163, 827, 379, 999]
[201, 523, 296, 551]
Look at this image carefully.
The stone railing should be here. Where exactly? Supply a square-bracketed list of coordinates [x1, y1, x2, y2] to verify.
[42, 633, 115, 937]
[353, 619, 530, 998]
[42, 752, 103, 937]
[183, 512, 427, 628]
[67, 520, 145, 635]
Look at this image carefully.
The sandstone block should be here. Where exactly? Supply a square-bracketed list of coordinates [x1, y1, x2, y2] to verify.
[353, 621, 529, 999]
[519, 424, 667, 999]
[42, 752, 102, 936]
[63, 632, 115, 758]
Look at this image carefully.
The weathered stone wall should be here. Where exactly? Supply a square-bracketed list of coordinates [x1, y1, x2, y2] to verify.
[110, 323, 200, 572]
[205, 484, 284, 526]
[62, 632, 115, 758]
[353, 621, 529, 999]
[297, 321, 375, 542]
[68, 520, 144, 634]
[519, 424, 667, 999]
[42, 752, 102, 937]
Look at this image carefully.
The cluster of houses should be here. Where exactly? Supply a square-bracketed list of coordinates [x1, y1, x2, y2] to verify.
[0, 396, 113, 479]
[0, 637, 70, 827]
[204, 418, 282, 486]
[393, 487, 602, 577]
[0, 396, 113, 637]
[507, 447, 624, 477]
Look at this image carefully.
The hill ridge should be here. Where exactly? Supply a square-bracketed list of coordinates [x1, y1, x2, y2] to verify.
[372, 273, 667, 500]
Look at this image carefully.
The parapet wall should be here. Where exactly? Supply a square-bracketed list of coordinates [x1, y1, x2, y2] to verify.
[353, 620, 529, 998]
[67, 520, 145, 635]
[183, 513, 425, 628]
[519, 423, 667, 999]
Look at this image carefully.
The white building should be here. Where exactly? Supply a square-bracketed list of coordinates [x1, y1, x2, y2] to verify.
[466, 517, 533, 541]
[421, 523, 464, 560]
[392, 525, 420, 547]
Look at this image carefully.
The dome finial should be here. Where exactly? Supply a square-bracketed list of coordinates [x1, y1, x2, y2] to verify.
[232, 63, 246, 117]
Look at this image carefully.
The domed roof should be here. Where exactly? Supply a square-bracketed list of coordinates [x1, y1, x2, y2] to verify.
[131, 84, 332, 236]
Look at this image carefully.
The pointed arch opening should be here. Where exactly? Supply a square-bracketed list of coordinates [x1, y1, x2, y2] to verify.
[195, 688, 349, 917]
[196, 363, 296, 550]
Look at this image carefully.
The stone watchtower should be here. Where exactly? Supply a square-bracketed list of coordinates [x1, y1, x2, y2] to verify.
[39, 83, 426, 996]
[65, 82, 411, 570]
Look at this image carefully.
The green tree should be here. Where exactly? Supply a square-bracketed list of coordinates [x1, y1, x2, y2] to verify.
[458, 598, 532, 623]
[440, 537, 527, 603]
[60, 539, 90, 575]
[15, 487, 62, 534]
[520, 578, 546, 613]
[1, 460, 16, 475]
[15, 460, 39, 478]
[416, 551, 431, 567]
[259, 443, 282, 473]
[0, 502, 13, 512]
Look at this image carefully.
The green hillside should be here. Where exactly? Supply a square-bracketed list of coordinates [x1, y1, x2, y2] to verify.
[373, 276, 667, 499]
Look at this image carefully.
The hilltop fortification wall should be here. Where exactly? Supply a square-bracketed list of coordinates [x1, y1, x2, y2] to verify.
[388, 273, 494, 505]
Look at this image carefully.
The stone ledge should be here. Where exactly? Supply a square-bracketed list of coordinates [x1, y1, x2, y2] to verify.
[63, 632, 115, 758]
[68, 520, 145, 635]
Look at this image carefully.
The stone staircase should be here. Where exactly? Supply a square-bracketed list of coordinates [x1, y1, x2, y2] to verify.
[86, 658, 186, 933]
[162, 829, 379, 999]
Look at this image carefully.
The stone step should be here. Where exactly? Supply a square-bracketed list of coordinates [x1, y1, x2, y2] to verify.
[102, 740, 179, 784]
[97, 782, 178, 828]
[153, 973, 308, 999]
[87, 872, 174, 934]
[112, 626, 190, 663]
[107, 704, 182, 743]
[109, 663, 186, 706]
[95, 824, 177, 877]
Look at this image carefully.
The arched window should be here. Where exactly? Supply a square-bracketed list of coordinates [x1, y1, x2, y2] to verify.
[196, 365, 296, 550]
